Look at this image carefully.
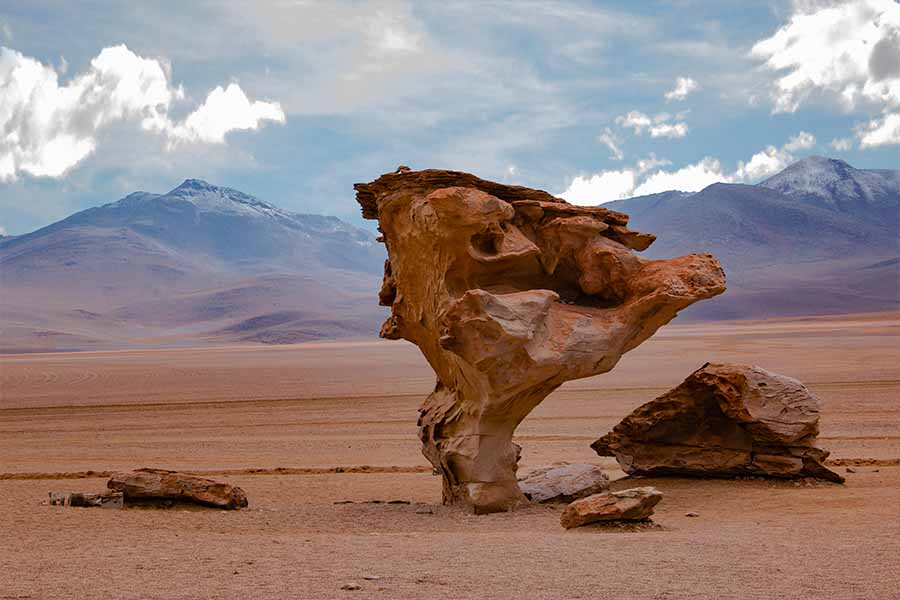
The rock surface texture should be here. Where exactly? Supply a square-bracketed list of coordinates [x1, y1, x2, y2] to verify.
[518, 463, 610, 503]
[107, 468, 249, 509]
[560, 487, 663, 529]
[354, 167, 726, 513]
[592, 363, 845, 483]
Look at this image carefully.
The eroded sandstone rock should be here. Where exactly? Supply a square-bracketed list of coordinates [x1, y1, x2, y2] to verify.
[518, 462, 610, 503]
[107, 468, 249, 509]
[354, 168, 726, 513]
[560, 487, 662, 529]
[592, 363, 844, 483]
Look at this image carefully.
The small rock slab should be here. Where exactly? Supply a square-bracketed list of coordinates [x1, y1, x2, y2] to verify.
[107, 468, 248, 509]
[560, 486, 662, 529]
[518, 462, 610, 503]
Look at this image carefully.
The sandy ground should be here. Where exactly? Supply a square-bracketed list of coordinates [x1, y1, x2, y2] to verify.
[1, 312, 899, 599]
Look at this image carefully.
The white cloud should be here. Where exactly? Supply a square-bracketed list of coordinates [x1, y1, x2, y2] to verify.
[634, 157, 728, 196]
[751, 0, 900, 113]
[0, 44, 284, 181]
[169, 84, 284, 144]
[615, 110, 688, 138]
[558, 131, 816, 204]
[635, 153, 671, 174]
[616, 110, 653, 133]
[597, 127, 624, 160]
[649, 121, 689, 139]
[830, 137, 854, 151]
[664, 76, 698, 101]
[558, 169, 637, 204]
[783, 131, 816, 152]
[858, 112, 900, 147]
[0, 224, 7, 235]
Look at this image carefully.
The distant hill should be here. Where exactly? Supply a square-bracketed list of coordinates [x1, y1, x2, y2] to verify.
[0, 180, 387, 352]
[605, 157, 899, 319]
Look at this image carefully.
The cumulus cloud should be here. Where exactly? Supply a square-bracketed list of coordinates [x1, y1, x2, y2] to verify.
[169, 84, 285, 144]
[615, 110, 688, 138]
[664, 76, 698, 101]
[597, 127, 624, 160]
[634, 158, 728, 196]
[751, 0, 900, 113]
[558, 132, 816, 204]
[858, 112, 900, 147]
[0, 44, 284, 181]
[558, 169, 637, 204]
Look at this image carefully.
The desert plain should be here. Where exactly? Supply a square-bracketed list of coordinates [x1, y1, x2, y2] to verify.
[1, 311, 899, 600]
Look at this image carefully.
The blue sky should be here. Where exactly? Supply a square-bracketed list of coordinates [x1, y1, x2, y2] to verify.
[1, 0, 899, 234]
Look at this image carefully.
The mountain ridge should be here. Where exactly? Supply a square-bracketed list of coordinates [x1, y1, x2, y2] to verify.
[0, 180, 387, 352]
[604, 156, 898, 319]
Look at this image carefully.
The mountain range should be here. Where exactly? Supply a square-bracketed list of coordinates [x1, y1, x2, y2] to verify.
[605, 156, 898, 319]
[0, 179, 386, 352]
[0, 156, 897, 352]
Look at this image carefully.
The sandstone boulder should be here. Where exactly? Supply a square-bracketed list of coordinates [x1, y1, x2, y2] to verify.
[355, 167, 725, 513]
[592, 363, 844, 483]
[107, 468, 249, 509]
[560, 487, 662, 529]
[518, 462, 609, 503]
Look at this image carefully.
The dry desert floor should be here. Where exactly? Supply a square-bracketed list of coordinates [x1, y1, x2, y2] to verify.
[1, 312, 899, 599]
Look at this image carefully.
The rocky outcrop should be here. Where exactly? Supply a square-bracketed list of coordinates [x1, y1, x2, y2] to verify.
[592, 363, 844, 483]
[107, 468, 249, 509]
[518, 463, 610, 503]
[354, 167, 726, 514]
[560, 487, 662, 529]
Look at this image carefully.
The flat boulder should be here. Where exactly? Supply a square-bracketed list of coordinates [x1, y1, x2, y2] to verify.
[518, 462, 609, 503]
[560, 487, 662, 529]
[107, 468, 248, 509]
[592, 363, 844, 483]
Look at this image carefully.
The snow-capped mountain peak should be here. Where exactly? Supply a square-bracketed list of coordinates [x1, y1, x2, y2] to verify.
[760, 155, 899, 212]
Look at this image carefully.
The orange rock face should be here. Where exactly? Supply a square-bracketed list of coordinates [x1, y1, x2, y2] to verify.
[354, 168, 726, 513]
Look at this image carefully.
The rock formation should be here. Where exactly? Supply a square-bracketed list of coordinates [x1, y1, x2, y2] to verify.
[518, 463, 610, 503]
[560, 487, 662, 529]
[592, 363, 845, 483]
[107, 468, 249, 509]
[354, 167, 726, 513]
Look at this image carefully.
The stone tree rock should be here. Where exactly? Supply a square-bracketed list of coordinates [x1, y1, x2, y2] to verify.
[354, 167, 726, 513]
[592, 363, 845, 483]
